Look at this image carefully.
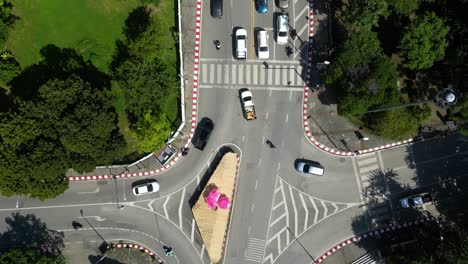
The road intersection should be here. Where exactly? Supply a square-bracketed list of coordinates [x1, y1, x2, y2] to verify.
[0, 0, 466, 264]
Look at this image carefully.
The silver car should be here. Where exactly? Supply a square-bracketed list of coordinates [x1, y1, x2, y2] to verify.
[294, 159, 324, 176]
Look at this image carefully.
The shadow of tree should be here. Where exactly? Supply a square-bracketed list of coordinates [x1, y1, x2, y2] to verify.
[0, 87, 12, 113]
[124, 6, 151, 42]
[9, 44, 111, 100]
[0, 213, 64, 257]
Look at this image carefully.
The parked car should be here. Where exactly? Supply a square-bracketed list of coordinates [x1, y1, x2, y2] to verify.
[255, 0, 268, 13]
[294, 159, 324, 176]
[235, 28, 247, 59]
[211, 0, 223, 18]
[257, 30, 269, 59]
[400, 193, 433, 208]
[133, 182, 160, 196]
[276, 14, 289, 45]
[192, 117, 214, 150]
[276, 0, 288, 9]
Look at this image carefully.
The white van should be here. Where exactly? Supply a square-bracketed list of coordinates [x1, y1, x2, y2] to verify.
[236, 28, 247, 59]
[257, 30, 269, 59]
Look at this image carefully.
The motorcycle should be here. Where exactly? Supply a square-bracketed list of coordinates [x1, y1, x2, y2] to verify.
[214, 40, 221, 50]
[285, 46, 293, 58]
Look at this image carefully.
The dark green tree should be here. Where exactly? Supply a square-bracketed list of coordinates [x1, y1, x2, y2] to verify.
[325, 30, 382, 84]
[387, 0, 419, 16]
[0, 50, 21, 84]
[399, 12, 449, 70]
[344, 0, 389, 31]
[0, 248, 66, 264]
[131, 110, 171, 152]
[30, 75, 127, 172]
[365, 105, 431, 139]
[115, 57, 177, 121]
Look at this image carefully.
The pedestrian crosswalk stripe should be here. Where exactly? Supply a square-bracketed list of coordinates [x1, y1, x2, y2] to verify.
[359, 164, 379, 174]
[357, 157, 377, 166]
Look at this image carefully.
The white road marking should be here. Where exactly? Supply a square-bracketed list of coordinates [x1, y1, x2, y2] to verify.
[285, 113, 289, 123]
[199, 58, 301, 64]
[209, 64, 214, 83]
[245, 238, 266, 263]
[254, 180, 258, 190]
[270, 212, 287, 227]
[232, 64, 237, 84]
[300, 193, 309, 232]
[277, 162, 281, 171]
[332, 202, 339, 214]
[15, 195, 19, 209]
[147, 199, 155, 211]
[77, 186, 100, 194]
[253, 64, 258, 84]
[122, 180, 126, 201]
[272, 201, 284, 211]
[246, 64, 251, 84]
[242, 135, 245, 142]
[266, 111, 269, 120]
[163, 196, 170, 219]
[289, 186, 298, 237]
[251, 203, 255, 212]
[199, 84, 303, 91]
[77, 216, 106, 222]
[297, 19, 308, 37]
[310, 197, 318, 223]
[248, 226, 251, 234]
[352, 158, 365, 210]
[321, 200, 328, 218]
[191, 218, 195, 242]
[295, 6, 308, 23]
[179, 188, 186, 229]
[258, 158, 262, 167]
[289, 89, 293, 101]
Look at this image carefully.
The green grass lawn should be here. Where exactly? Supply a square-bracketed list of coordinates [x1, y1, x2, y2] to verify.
[6, 0, 142, 73]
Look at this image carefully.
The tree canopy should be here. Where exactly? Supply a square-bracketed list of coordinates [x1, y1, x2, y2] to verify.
[387, 0, 420, 15]
[0, 73, 126, 199]
[399, 12, 449, 70]
[344, 0, 389, 31]
[0, 248, 66, 264]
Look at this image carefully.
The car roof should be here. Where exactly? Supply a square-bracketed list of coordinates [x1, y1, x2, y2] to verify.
[278, 15, 288, 30]
[258, 31, 268, 45]
[236, 28, 247, 36]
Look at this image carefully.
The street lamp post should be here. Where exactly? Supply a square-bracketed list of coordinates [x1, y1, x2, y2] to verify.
[286, 227, 316, 263]
[80, 209, 108, 246]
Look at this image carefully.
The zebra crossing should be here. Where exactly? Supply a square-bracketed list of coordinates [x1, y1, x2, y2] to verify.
[199, 60, 305, 87]
[244, 237, 266, 263]
[355, 152, 392, 225]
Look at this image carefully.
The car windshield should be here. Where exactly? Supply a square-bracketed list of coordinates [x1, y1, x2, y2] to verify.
[147, 184, 153, 192]
[244, 96, 252, 101]
[279, 31, 287, 37]
[260, 47, 268, 51]
[303, 164, 310, 172]
[135, 188, 139, 194]
[238, 35, 246, 40]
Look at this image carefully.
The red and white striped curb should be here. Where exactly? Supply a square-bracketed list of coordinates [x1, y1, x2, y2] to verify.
[69, 0, 203, 182]
[107, 243, 158, 257]
[314, 217, 433, 263]
[303, 0, 413, 157]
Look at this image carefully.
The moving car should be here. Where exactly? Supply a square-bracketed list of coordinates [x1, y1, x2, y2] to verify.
[257, 30, 269, 59]
[211, 0, 223, 18]
[255, 0, 268, 14]
[276, 0, 288, 9]
[133, 182, 160, 196]
[400, 193, 433, 208]
[276, 14, 289, 45]
[235, 28, 247, 59]
[294, 159, 324, 176]
[192, 117, 214, 150]
[239, 88, 256, 120]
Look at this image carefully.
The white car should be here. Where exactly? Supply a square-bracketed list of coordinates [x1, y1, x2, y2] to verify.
[276, 14, 288, 45]
[257, 30, 269, 59]
[133, 182, 160, 196]
[235, 28, 247, 59]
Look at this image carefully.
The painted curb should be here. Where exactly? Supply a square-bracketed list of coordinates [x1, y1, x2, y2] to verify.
[107, 243, 159, 258]
[303, 0, 413, 157]
[314, 217, 433, 263]
[68, 0, 203, 182]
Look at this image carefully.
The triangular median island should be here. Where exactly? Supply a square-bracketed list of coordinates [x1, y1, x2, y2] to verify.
[192, 152, 239, 264]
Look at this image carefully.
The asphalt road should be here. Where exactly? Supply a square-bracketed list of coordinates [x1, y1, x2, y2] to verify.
[0, 1, 466, 264]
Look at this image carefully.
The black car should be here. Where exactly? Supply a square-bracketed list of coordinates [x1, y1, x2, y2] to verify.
[192, 117, 214, 150]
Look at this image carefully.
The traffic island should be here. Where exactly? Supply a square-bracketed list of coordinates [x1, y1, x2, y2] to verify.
[191, 151, 240, 263]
